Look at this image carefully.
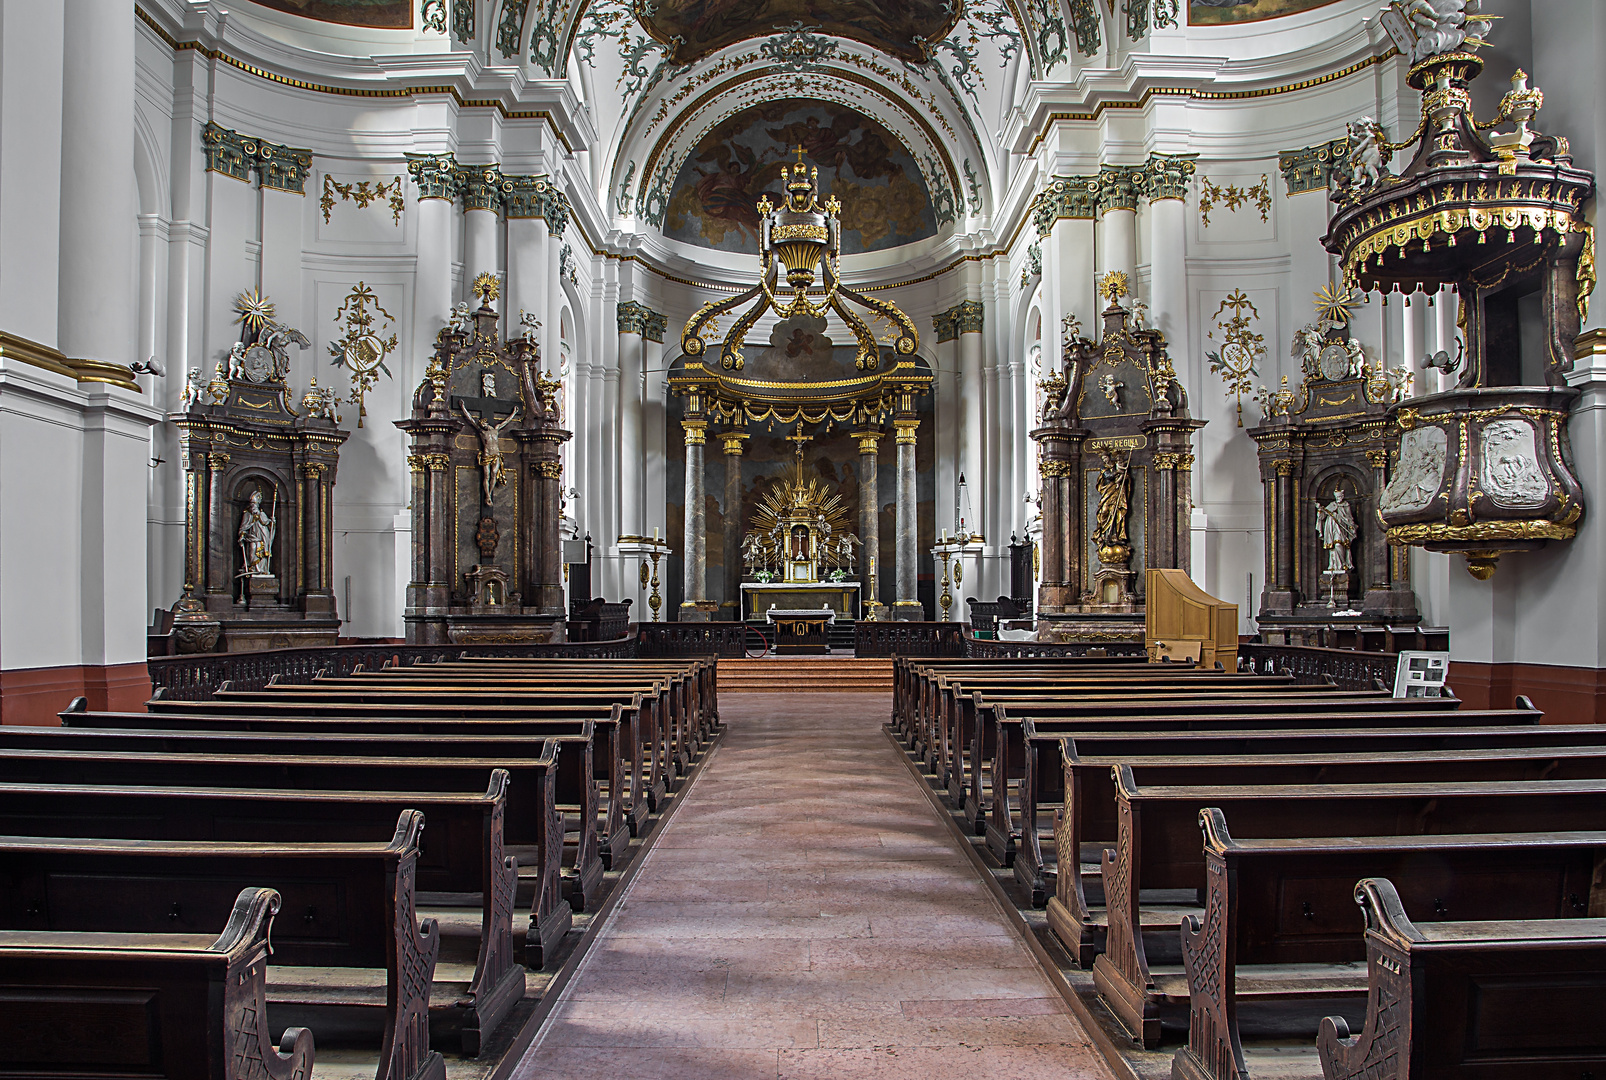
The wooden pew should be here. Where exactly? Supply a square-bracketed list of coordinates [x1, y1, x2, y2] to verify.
[968, 692, 1452, 841]
[1015, 705, 1542, 909]
[70, 702, 637, 871]
[1315, 878, 1606, 1080]
[0, 887, 316, 1080]
[0, 811, 444, 1080]
[1093, 769, 1606, 1046]
[0, 771, 523, 1051]
[0, 744, 572, 968]
[891, 657, 1150, 737]
[1171, 815, 1606, 1080]
[424, 656, 720, 735]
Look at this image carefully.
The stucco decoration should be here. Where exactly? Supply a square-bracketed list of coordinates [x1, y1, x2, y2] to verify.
[639, 0, 961, 65]
[244, 0, 411, 27]
[664, 102, 937, 254]
[1188, 0, 1342, 25]
[1380, 425, 1448, 515]
[1481, 419, 1549, 509]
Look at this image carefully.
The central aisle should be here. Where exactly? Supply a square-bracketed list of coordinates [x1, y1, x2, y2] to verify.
[514, 691, 1111, 1080]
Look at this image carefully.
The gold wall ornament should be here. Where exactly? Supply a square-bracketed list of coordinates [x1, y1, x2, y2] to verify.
[320, 174, 405, 225]
[234, 290, 276, 336]
[473, 272, 500, 304]
[328, 282, 398, 428]
[1206, 289, 1268, 426]
[1199, 174, 1271, 227]
[1099, 271, 1131, 304]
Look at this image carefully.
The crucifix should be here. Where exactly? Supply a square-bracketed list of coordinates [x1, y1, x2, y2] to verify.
[785, 421, 812, 464]
[792, 145, 807, 166]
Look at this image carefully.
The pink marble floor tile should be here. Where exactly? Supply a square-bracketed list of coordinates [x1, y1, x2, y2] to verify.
[778, 1045, 1110, 1080]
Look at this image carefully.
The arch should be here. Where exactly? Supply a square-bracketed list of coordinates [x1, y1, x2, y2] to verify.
[132, 108, 167, 218]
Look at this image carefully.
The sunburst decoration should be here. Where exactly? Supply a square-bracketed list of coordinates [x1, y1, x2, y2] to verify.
[1313, 282, 1359, 327]
[750, 458, 854, 543]
[473, 272, 500, 304]
[234, 289, 276, 336]
[1099, 271, 1131, 304]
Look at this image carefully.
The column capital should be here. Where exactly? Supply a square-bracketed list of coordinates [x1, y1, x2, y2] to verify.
[682, 419, 708, 445]
[720, 431, 748, 455]
[1140, 153, 1198, 203]
[504, 175, 572, 236]
[406, 152, 458, 201]
[202, 122, 313, 194]
[617, 300, 667, 342]
[934, 300, 984, 342]
[1096, 164, 1145, 217]
[893, 419, 920, 444]
[855, 430, 883, 455]
[1031, 175, 1098, 236]
[1278, 137, 1350, 196]
[455, 162, 505, 211]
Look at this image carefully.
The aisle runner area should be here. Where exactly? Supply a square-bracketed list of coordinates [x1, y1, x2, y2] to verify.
[514, 692, 1110, 1080]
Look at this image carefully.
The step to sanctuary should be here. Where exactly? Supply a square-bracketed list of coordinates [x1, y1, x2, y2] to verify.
[717, 656, 893, 693]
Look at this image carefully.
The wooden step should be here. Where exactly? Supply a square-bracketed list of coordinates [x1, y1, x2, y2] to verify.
[718, 658, 893, 693]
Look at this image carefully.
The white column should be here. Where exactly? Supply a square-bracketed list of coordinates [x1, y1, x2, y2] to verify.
[956, 312, 985, 533]
[0, 0, 64, 347]
[1096, 165, 1141, 292]
[407, 155, 455, 393]
[616, 306, 649, 539]
[258, 185, 305, 380]
[462, 209, 499, 299]
[506, 217, 550, 346]
[58, 0, 135, 367]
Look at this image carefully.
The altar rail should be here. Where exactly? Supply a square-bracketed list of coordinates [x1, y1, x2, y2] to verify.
[964, 635, 1149, 659]
[1238, 642, 1400, 692]
[636, 623, 747, 658]
[854, 621, 965, 658]
[148, 637, 634, 702]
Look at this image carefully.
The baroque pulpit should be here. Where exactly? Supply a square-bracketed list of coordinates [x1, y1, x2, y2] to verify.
[397, 276, 571, 644]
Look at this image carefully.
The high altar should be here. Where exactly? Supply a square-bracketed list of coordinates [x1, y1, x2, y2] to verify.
[668, 152, 931, 622]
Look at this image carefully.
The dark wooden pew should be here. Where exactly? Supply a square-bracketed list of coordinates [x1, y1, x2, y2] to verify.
[0, 811, 444, 1080]
[66, 702, 639, 868]
[0, 886, 315, 1080]
[1093, 770, 1606, 1046]
[891, 656, 1150, 736]
[0, 744, 572, 967]
[0, 771, 523, 1051]
[422, 656, 720, 734]
[1316, 878, 1606, 1080]
[1013, 705, 1541, 909]
[1171, 816, 1606, 1080]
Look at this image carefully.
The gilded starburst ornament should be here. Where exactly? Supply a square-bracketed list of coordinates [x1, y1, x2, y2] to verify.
[1313, 282, 1359, 327]
[233, 289, 276, 336]
[1099, 271, 1131, 304]
[472, 272, 500, 304]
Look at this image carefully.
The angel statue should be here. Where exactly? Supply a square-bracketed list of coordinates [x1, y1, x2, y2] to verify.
[180, 367, 204, 411]
[1343, 118, 1390, 192]
[238, 488, 276, 577]
[447, 301, 471, 333]
[460, 403, 523, 507]
[1401, 0, 1491, 63]
[518, 310, 541, 345]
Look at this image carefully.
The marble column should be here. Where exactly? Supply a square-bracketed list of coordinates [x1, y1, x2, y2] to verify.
[721, 432, 747, 620]
[1034, 443, 1069, 613]
[893, 419, 921, 619]
[58, 0, 135, 370]
[680, 419, 712, 621]
[205, 452, 231, 598]
[406, 153, 457, 394]
[426, 453, 454, 593]
[1096, 165, 1142, 295]
[616, 301, 664, 541]
[856, 430, 881, 610]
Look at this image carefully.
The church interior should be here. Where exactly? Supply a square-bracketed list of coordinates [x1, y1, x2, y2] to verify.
[4, 0, 1606, 1075]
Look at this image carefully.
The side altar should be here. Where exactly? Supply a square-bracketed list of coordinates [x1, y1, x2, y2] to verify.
[396, 275, 571, 644]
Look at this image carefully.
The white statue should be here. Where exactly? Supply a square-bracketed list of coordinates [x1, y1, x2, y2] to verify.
[448, 301, 471, 333]
[1316, 488, 1358, 573]
[180, 368, 203, 411]
[238, 488, 276, 577]
[1401, 0, 1491, 63]
[518, 310, 541, 345]
[1099, 372, 1122, 409]
[1345, 118, 1390, 191]
[481, 370, 497, 398]
[460, 403, 522, 507]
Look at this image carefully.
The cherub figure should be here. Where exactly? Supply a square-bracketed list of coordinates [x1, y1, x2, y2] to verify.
[1099, 372, 1123, 409]
[180, 367, 203, 411]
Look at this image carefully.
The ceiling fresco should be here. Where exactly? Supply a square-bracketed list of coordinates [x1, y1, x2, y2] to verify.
[662, 101, 939, 254]
[639, 0, 962, 65]
[244, 0, 412, 26]
[1187, 0, 1343, 25]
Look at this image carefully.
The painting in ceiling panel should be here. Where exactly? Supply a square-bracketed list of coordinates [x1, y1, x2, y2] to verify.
[663, 101, 938, 254]
[244, 0, 412, 27]
[640, 0, 960, 65]
[1188, 0, 1342, 24]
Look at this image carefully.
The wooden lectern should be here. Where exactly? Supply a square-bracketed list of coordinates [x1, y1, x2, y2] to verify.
[1144, 569, 1238, 671]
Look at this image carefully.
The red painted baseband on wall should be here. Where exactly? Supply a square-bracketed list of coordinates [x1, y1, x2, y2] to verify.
[0, 663, 151, 726]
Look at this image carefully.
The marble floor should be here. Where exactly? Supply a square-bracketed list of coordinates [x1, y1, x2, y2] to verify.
[512, 691, 1111, 1080]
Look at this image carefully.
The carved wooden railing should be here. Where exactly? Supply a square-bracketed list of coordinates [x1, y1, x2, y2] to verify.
[636, 623, 746, 659]
[148, 637, 635, 701]
[964, 635, 1148, 659]
[854, 621, 965, 658]
[1238, 643, 1400, 692]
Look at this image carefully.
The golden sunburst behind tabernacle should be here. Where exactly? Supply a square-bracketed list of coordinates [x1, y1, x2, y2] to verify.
[750, 459, 854, 541]
[1314, 282, 1359, 327]
[233, 288, 276, 334]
